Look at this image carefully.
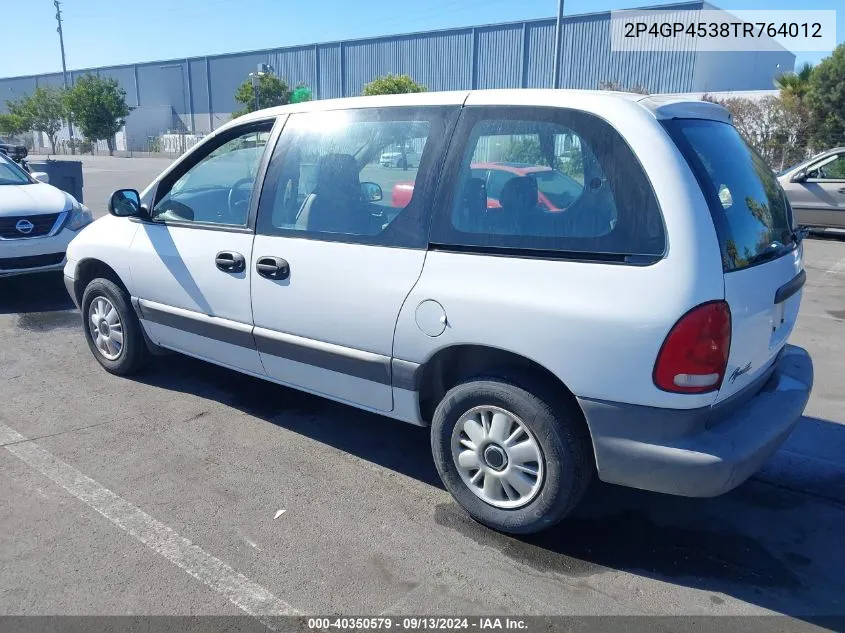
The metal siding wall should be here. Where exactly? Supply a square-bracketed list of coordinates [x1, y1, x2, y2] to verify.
[269, 47, 317, 90]
[559, 10, 697, 92]
[476, 24, 522, 89]
[342, 30, 472, 97]
[207, 52, 268, 116]
[318, 44, 342, 99]
[0, 76, 37, 111]
[189, 59, 211, 132]
[525, 21, 555, 89]
[36, 73, 67, 90]
[70, 70, 90, 86]
[97, 65, 139, 107]
[135, 61, 188, 114]
[692, 49, 794, 92]
[609, 5, 699, 93]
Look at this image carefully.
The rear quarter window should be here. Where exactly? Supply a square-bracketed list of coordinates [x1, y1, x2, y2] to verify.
[429, 107, 666, 261]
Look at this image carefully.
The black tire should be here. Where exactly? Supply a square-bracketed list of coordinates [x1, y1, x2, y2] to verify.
[431, 378, 593, 535]
[81, 278, 150, 375]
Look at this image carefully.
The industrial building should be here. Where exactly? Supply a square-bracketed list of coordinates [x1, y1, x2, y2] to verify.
[0, 1, 794, 152]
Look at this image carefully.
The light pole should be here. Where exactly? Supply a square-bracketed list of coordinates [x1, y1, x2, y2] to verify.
[54, 0, 75, 154]
[248, 63, 273, 112]
[552, 0, 565, 89]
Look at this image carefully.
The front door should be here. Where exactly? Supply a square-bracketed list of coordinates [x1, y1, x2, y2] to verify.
[130, 119, 278, 375]
[249, 106, 455, 411]
[785, 151, 845, 228]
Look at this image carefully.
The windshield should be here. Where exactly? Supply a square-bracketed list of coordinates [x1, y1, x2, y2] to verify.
[0, 155, 32, 185]
[665, 119, 794, 271]
[777, 154, 819, 178]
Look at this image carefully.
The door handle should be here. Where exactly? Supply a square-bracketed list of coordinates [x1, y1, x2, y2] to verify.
[215, 251, 245, 273]
[837, 187, 845, 194]
[256, 256, 290, 280]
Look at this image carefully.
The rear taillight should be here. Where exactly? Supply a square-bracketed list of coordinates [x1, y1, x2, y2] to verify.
[653, 301, 732, 394]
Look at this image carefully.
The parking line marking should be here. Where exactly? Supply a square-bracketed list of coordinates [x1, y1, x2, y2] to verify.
[0, 422, 298, 628]
[824, 257, 845, 276]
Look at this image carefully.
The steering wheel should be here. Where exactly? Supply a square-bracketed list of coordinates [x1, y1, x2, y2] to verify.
[227, 178, 254, 222]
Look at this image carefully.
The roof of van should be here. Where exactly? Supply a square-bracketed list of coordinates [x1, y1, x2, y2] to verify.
[233, 88, 731, 126]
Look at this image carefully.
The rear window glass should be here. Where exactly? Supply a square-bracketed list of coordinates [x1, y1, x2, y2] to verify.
[665, 119, 795, 271]
[429, 108, 666, 260]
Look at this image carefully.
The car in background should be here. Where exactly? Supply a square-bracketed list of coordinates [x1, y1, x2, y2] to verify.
[391, 162, 583, 210]
[0, 152, 93, 278]
[778, 147, 845, 230]
[0, 136, 28, 163]
[379, 149, 421, 169]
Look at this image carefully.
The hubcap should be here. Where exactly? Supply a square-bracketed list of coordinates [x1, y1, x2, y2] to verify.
[88, 296, 124, 361]
[451, 405, 544, 509]
[483, 444, 508, 471]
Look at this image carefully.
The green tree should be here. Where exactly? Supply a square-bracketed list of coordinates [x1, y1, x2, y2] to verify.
[807, 44, 845, 150]
[504, 137, 545, 165]
[65, 74, 132, 156]
[362, 74, 426, 96]
[233, 74, 291, 118]
[0, 112, 29, 138]
[8, 86, 67, 154]
[291, 85, 312, 104]
[775, 61, 814, 101]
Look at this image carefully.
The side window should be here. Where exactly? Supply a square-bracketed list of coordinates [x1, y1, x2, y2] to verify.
[256, 107, 449, 247]
[152, 124, 274, 226]
[431, 108, 665, 258]
[807, 155, 845, 181]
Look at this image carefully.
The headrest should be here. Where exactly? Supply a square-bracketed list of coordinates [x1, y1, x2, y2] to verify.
[315, 154, 359, 193]
[499, 176, 538, 210]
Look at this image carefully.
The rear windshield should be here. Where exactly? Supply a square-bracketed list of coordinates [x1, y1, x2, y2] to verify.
[665, 119, 795, 272]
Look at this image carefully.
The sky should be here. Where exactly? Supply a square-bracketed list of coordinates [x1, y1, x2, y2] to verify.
[0, 0, 840, 78]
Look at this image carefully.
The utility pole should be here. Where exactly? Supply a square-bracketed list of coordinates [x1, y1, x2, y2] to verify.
[54, 0, 75, 154]
[552, 0, 565, 89]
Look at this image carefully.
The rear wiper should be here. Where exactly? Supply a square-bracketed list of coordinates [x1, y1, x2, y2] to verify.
[746, 242, 786, 266]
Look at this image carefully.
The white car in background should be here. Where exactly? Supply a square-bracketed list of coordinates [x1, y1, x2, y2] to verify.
[379, 149, 421, 168]
[0, 153, 93, 278]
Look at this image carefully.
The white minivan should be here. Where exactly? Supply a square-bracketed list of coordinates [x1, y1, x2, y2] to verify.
[64, 90, 813, 534]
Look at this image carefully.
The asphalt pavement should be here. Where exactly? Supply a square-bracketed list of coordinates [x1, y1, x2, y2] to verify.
[1, 156, 845, 629]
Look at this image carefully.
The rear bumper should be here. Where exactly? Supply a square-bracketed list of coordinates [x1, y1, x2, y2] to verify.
[578, 344, 813, 497]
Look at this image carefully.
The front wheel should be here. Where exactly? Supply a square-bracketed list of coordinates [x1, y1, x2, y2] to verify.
[431, 378, 593, 534]
[81, 278, 150, 375]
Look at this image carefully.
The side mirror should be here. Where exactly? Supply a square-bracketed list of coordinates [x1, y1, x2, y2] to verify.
[361, 181, 383, 203]
[108, 189, 143, 217]
[791, 170, 807, 183]
[31, 171, 50, 184]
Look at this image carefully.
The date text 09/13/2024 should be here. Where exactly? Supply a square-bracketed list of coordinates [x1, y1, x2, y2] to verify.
[307, 617, 528, 630]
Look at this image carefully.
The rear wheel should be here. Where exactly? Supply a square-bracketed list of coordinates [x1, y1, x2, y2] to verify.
[81, 278, 150, 375]
[431, 378, 593, 534]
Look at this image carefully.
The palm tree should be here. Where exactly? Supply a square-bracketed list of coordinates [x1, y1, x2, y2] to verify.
[775, 62, 814, 101]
